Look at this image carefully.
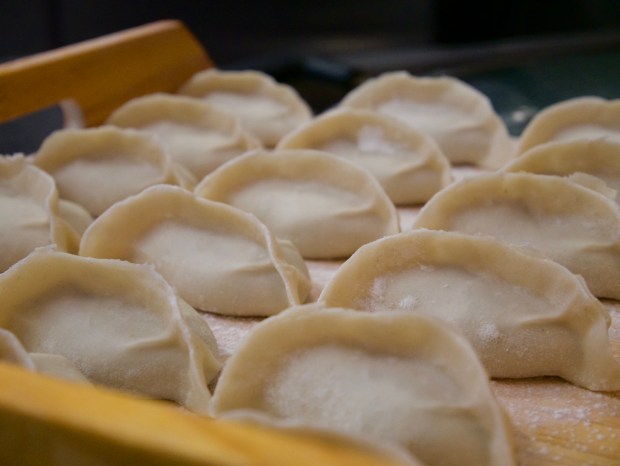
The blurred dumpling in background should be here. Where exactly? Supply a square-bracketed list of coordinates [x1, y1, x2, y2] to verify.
[340, 71, 514, 169]
[106, 93, 261, 180]
[517, 97, 620, 154]
[178, 69, 313, 147]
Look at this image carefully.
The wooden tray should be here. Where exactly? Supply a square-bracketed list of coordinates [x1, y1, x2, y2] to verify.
[1, 19, 619, 466]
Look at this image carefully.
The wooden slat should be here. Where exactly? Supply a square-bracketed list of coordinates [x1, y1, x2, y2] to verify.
[0, 20, 212, 127]
[0, 362, 406, 466]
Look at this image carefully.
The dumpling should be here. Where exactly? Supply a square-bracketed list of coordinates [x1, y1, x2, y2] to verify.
[177, 69, 313, 147]
[32, 126, 191, 217]
[277, 108, 451, 205]
[80, 185, 310, 316]
[106, 93, 261, 180]
[518, 97, 620, 153]
[504, 139, 620, 204]
[195, 149, 399, 259]
[0, 155, 77, 272]
[412, 172, 620, 300]
[211, 304, 516, 466]
[320, 229, 620, 391]
[339, 71, 514, 168]
[0, 248, 220, 413]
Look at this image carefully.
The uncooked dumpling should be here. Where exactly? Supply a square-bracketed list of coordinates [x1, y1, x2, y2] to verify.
[320, 229, 620, 391]
[0, 249, 220, 413]
[412, 172, 620, 300]
[340, 71, 513, 168]
[211, 304, 516, 466]
[277, 109, 451, 204]
[32, 126, 190, 216]
[0, 155, 77, 272]
[503, 139, 620, 204]
[106, 93, 261, 180]
[195, 149, 399, 259]
[178, 69, 313, 147]
[80, 185, 310, 316]
[518, 97, 620, 153]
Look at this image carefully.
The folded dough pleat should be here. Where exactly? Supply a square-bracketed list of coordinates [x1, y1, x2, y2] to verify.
[413, 172, 620, 300]
[0, 249, 220, 414]
[320, 229, 620, 391]
[80, 185, 310, 316]
[211, 304, 516, 466]
[0, 155, 77, 272]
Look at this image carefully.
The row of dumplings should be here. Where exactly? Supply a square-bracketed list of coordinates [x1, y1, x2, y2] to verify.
[2, 67, 620, 465]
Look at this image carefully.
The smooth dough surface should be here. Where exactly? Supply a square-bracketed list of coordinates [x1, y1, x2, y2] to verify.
[339, 71, 514, 168]
[277, 109, 451, 204]
[320, 229, 620, 391]
[0, 155, 76, 272]
[413, 172, 620, 300]
[0, 249, 220, 413]
[503, 139, 620, 205]
[33, 126, 188, 216]
[80, 185, 310, 316]
[106, 93, 261, 180]
[211, 304, 515, 466]
[195, 149, 400, 259]
[518, 97, 620, 153]
[178, 69, 312, 147]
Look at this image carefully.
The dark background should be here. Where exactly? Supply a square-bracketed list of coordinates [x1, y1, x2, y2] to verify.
[1, 0, 620, 152]
[2, 0, 619, 65]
